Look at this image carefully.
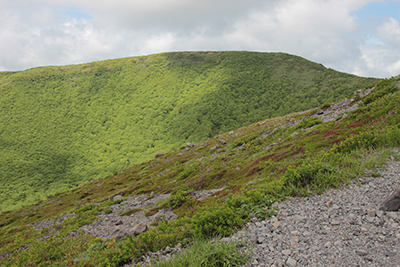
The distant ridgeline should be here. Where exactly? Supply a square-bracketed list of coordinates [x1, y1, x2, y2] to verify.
[0, 51, 378, 211]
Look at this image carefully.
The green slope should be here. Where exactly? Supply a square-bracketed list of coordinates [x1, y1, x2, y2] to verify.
[0, 51, 377, 212]
[1, 76, 399, 266]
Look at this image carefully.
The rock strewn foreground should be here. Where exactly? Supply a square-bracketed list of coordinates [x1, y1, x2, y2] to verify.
[233, 153, 400, 266]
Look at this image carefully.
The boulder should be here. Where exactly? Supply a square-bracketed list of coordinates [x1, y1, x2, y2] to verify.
[379, 186, 400, 211]
[106, 229, 129, 240]
[219, 139, 226, 145]
[155, 152, 164, 158]
[114, 220, 123, 225]
[153, 210, 178, 222]
[316, 109, 324, 115]
[131, 223, 148, 235]
[113, 195, 123, 201]
[185, 143, 194, 149]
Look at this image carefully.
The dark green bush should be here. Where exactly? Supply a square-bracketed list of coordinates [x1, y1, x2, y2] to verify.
[191, 206, 243, 237]
[226, 189, 276, 220]
[330, 132, 378, 154]
[168, 188, 193, 208]
[284, 159, 334, 188]
[294, 117, 323, 130]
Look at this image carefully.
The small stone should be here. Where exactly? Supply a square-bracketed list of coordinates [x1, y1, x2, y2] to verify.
[376, 210, 384, 217]
[131, 223, 148, 235]
[113, 195, 123, 201]
[331, 204, 340, 210]
[331, 220, 341, 225]
[303, 231, 311, 236]
[282, 249, 291, 256]
[272, 221, 281, 228]
[290, 242, 299, 249]
[387, 212, 398, 220]
[114, 220, 123, 225]
[366, 216, 375, 223]
[385, 251, 396, 257]
[286, 257, 297, 266]
[324, 241, 332, 248]
[219, 139, 226, 145]
[334, 240, 342, 247]
[379, 186, 400, 211]
[185, 143, 194, 149]
[356, 250, 368, 256]
[155, 152, 164, 158]
[368, 210, 376, 217]
[293, 215, 305, 222]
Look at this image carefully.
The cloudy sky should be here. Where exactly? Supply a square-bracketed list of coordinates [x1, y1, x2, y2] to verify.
[1, 0, 400, 78]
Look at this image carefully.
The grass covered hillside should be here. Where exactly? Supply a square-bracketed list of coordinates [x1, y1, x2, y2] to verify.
[0, 76, 399, 266]
[0, 51, 377, 212]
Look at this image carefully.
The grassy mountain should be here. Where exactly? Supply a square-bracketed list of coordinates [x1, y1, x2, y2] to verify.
[0, 51, 377, 212]
[1, 76, 399, 266]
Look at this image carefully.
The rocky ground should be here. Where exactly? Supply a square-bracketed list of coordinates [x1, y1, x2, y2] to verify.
[131, 154, 400, 267]
[227, 153, 400, 267]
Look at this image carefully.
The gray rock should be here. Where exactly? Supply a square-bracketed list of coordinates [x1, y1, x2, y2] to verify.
[131, 223, 148, 235]
[387, 212, 398, 220]
[106, 229, 129, 240]
[185, 143, 194, 149]
[113, 195, 123, 201]
[155, 152, 164, 158]
[316, 109, 324, 115]
[356, 249, 368, 256]
[379, 186, 400, 211]
[286, 257, 297, 266]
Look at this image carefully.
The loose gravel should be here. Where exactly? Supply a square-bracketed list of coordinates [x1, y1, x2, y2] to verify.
[228, 154, 400, 266]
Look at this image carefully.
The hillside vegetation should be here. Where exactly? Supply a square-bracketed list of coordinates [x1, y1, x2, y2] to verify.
[0, 51, 377, 212]
[0, 76, 399, 266]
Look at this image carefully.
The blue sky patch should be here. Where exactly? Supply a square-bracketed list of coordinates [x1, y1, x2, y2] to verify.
[54, 7, 91, 20]
[352, 1, 400, 22]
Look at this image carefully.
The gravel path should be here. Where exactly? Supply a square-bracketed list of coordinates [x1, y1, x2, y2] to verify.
[230, 153, 400, 267]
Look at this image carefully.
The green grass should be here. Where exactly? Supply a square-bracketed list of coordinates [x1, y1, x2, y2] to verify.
[0, 76, 399, 267]
[0, 51, 377, 212]
[154, 238, 251, 267]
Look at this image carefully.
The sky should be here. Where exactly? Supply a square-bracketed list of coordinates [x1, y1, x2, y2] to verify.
[1, 0, 400, 78]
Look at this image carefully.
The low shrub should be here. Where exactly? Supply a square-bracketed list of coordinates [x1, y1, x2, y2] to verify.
[155, 238, 251, 267]
[294, 117, 323, 130]
[191, 206, 243, 238]
[226, 188, 276, 220]
[283, 158, 335, 196]
[168, 188, 193, 208]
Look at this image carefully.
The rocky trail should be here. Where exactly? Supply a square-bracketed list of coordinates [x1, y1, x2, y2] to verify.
[130, 154, 400, 267]
[228, 153, 400, 267]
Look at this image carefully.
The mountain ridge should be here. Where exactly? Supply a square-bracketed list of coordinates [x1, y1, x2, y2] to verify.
[1, 75, 400, 266]
[0, 51, 378, 212]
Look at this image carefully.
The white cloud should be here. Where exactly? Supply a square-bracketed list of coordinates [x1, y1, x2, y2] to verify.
[0, 0, 399, 78]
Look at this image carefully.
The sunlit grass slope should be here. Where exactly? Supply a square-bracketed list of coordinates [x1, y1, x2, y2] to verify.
[0, 51, 377, 211]
[0, 77, 399, 266]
